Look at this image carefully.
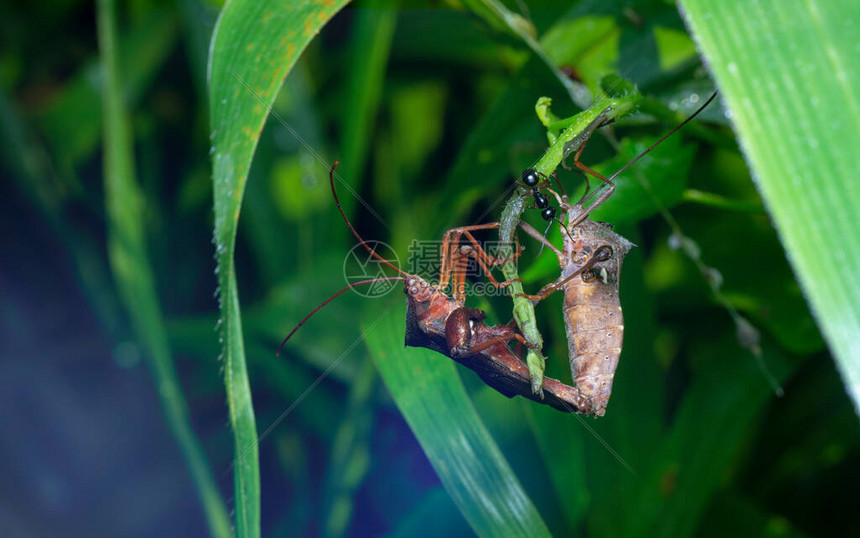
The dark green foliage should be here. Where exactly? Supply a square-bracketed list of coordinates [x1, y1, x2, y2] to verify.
[1, 1, 856, 537]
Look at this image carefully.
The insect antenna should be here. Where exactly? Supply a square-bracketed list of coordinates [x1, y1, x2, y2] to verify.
[574, 91, 719, 225]
[277, 276, 404, 355]
[536, 216, 573, 257]
[277, 162, 408, 355]
[536, 221, 553, 257]
[329, 161, 409, 278]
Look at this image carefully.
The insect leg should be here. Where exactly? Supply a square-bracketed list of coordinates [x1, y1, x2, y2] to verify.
[517, 221, 563, 261]
[550, 171, 567, 197]
[438, 224, 505, 302]
[506, 318, 525, 358]
[464, 331, 529, 355]
[439, 227, 500, 295]
[445, 307, 529, 356]
[452, 243, 471, 303]
[438, 227, 460, 291]
[517, 279, 565, 303]
[518, 245, 613, 303]
[439, 224, 521, 293]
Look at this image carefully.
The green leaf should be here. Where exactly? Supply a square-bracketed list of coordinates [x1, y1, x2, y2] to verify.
[462, 0, 592, 108]
[588, 135, 696, 224]
[43, 9, 178, 163]
[697, 491, 808, 538]
[540, 15, 619, 92]
[526, 403, 589, 529]
[208, 0, 349, 535]
[626, 340, 800, 538]
[678, 0, 860, 414]
[364, 313, 552, 538]
[96, 2, 231, 537]
[0, 88, 124, 338]
[320, 358, 377, 538]
[337, 0, 396, 198]
[436, 56, 564, 229]
[386, 487, 471, 537]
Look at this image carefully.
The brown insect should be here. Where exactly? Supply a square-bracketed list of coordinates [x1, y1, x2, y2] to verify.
[518, 92, 717, 416]
[518, 184, 634, 416]
[403, 276, 595, 413]
[278, 162, 603, 413]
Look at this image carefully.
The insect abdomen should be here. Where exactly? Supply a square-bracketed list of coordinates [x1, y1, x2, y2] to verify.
[563, 276, 624, 417]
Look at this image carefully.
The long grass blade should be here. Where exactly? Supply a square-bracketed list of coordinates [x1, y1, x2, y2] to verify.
[208, 0, 350, 535]
[96, 1, 231, 537]
[364, 313, 552, 538]
[679, 0, 860, 415]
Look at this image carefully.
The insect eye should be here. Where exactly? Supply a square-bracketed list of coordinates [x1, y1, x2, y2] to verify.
[594, 245, 613, 262]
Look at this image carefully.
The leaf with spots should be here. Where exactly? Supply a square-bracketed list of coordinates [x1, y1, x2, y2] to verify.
[208, 0, 349, 536]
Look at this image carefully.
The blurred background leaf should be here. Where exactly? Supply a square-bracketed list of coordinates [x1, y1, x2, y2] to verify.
[1, 0, 857, 536]
[97, 1, 230, 537]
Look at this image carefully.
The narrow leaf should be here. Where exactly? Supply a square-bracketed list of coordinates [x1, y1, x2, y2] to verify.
[679, 0, 860, 414]
[97, 1, 231, 537]
[208, 0, 350, 535]
[364, 313, 552, 538]
[337, 0, 397, 195]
